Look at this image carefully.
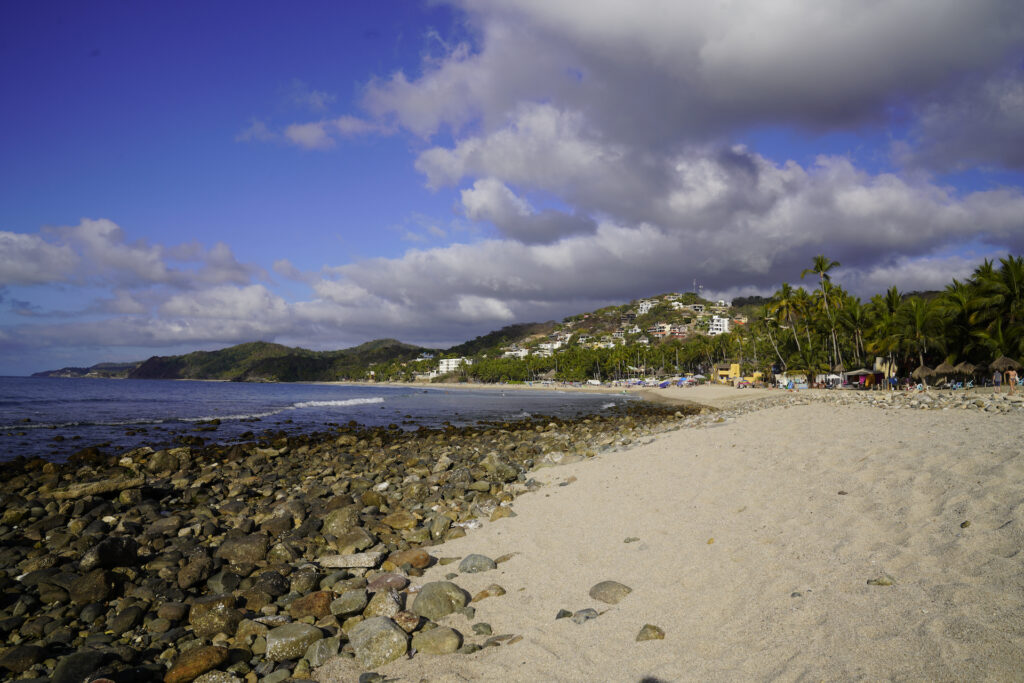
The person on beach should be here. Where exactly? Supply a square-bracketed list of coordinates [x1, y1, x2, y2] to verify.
[993, 369, 1002, 393]
[1008, 368, 1018, 395]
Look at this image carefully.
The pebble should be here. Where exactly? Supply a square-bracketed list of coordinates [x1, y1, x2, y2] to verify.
[572, 609, 599, 624]
[636, 624, 665, 641]
[472, 584, 506, 602]
[411, 626, 463, 655]
[164, 645, 229, 683]
[458, 554, 497, 574]
[589, 580, 632, 604]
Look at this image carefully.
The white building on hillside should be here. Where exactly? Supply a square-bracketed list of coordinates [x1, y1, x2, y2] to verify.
[438, 357, 472, 373]
[708, 315, 731, 336]
[637, 299, 656, 314]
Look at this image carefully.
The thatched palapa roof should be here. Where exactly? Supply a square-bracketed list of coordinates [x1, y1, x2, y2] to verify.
[990, 355, 1022, 372]
[911, 365, 934, 380]
[952, 361, 976, 375]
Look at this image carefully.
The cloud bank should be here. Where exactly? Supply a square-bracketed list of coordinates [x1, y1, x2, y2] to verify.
[6, 1, 1024, 371]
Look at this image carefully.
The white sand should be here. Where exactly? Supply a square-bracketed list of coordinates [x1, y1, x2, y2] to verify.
[317, 390, 1024, 682]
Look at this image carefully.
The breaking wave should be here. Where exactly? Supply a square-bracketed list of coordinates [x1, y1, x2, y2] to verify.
[292, 398, 385, 409]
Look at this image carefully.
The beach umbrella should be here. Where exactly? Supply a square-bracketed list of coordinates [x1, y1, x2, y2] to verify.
[952, 361, 976, 375]
[911, 365, 934, 380]
[933, 361, 956, 376]
[990, 356, 1022, 372]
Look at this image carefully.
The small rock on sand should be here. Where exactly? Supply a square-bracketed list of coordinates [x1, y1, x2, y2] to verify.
[589, 580, 632, 604]
[636, 624, 665, 641]
[458, 554, 497, 573]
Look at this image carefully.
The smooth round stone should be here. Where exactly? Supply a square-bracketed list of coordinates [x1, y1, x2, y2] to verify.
[363, 589, 402, 619]
[381, 510, 417, 530]
[411, 582, 469, 621]
[387, 549, 430, 570]
[164, 646, 229, 683]
[411, 626, 462, 655]
[589, 580, 632, 604]
[366, 573, 409, 593]
[265, 622, 324, 662]
[458, 554, 496, 574]
[189, 594, 242, 639]
[305, 635, 341, 668]
[348, 616, 409, 669]
[330, 589, 369, 617]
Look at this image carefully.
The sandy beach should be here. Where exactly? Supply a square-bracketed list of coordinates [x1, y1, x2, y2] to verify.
[318, 386, 1024, 682]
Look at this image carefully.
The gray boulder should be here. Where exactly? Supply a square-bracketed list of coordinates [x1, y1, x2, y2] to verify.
[348, 617, 408, 669]
[411, 581, 469, 621]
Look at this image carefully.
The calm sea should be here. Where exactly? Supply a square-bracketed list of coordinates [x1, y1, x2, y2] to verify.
[0, 377, 631, 463]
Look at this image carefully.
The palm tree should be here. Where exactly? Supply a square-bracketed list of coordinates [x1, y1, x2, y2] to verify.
[897, 296, 945, 371]
[939, 279, 980, 362]
[769, 282, 802, 352]
[837, 294, 867, 367]
[973, 255, 1024, 358]
[802, 255, 843, 370]
[789, 345, 829, 387]
[791, 286, 818, 350]
[801, 255, 841, 315]
[973, 318, 1015, 360]
[755, 304, 787, 371]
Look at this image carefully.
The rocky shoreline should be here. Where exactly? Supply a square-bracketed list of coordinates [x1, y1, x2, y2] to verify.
[0, 388, 1020, 683]
[0, 400, 702, 682]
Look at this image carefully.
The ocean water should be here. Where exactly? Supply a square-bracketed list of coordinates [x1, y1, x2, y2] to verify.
[0, 377, 633, 463]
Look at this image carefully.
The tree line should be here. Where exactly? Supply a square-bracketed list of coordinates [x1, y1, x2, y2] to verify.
[366, 254, 1022, 384]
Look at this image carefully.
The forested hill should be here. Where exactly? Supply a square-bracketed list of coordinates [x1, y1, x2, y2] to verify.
[33, 339, 430, 382]
[445, 322, 557, 357]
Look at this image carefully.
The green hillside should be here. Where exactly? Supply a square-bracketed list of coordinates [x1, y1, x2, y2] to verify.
[126, 339, 428, 382]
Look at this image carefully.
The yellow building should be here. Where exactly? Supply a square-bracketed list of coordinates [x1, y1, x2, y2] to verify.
[716, 363, 741, 383]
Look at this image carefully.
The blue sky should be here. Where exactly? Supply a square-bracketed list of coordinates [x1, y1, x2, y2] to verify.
[2, 1, 1023, 374]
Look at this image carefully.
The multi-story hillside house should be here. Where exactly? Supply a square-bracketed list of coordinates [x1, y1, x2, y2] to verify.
[649, 322, 672, 338]
[438, 357, 472, 373]
[637, 299, 656, 314]
[708, 316, 731, 336]
[502, 347, 529, 359]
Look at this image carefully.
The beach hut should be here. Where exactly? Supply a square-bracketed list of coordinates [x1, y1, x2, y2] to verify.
[952, 361, 976, 376]
[843, 367, 873, 390]
[911, 365, 934, 386]
[933, 361, 956, 387]
[990, 355, 1022, 372]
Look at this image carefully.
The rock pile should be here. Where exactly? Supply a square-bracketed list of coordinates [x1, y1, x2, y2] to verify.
[0, 402, 694, 681]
